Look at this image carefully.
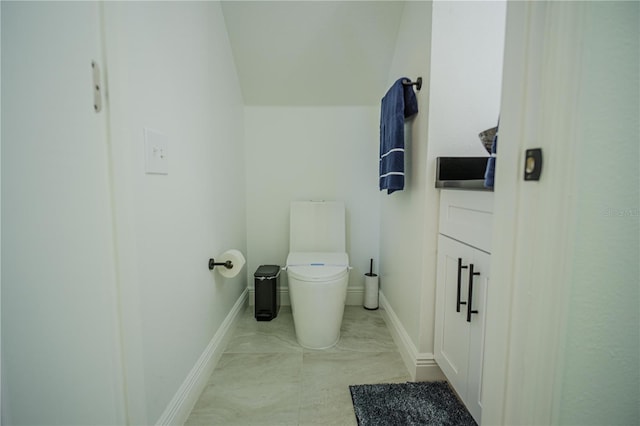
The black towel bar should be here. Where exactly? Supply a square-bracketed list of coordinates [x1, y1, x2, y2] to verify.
[402, 77, 422, 91]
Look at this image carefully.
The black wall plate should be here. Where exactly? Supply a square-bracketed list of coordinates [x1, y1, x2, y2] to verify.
[524, 148, 543, 181]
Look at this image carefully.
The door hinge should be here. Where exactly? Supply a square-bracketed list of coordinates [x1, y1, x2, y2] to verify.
[91, 60, 102, 113]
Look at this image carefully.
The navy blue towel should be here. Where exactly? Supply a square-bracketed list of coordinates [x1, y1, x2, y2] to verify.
[379, 78, 419, 194]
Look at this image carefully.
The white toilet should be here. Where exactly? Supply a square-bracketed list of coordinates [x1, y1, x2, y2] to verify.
[286, 201, 350, 349]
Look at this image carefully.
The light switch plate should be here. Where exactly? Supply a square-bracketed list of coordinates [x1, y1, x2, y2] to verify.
[144, 128, 168, 175]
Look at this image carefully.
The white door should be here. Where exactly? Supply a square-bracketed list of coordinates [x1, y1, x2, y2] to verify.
[482, 2, 639, 425]
[2, 2, 126, 424]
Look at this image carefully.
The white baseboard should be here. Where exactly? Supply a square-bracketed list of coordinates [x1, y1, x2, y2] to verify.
[155, 289, 248, 426]
[248, 286, 365, 307]
[414, 353, 446, 382]
[379, 292, 445, 382]
[346, 287, 365, 306]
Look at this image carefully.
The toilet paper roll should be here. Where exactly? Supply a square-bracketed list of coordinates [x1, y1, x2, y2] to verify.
[216, 249, 246, 278]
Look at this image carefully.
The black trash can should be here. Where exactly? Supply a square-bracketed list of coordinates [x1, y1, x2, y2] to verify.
[254, 265, 281, 321]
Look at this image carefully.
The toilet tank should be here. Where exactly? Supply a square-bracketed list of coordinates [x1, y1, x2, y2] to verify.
[290, 201, 345, 252]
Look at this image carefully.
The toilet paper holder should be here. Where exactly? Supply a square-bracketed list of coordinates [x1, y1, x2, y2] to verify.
[208, 249, 246, 277]
[208, 258, 233, 270]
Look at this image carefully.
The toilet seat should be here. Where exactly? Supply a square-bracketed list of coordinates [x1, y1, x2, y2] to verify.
[286, 252, 349, 282]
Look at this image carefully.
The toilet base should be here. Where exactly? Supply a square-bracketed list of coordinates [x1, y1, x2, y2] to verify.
[296, 333, 341, 350]
[288, 271, 348, 350]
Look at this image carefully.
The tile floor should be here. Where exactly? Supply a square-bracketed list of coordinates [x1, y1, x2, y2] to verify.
[185, 305, 411, 425]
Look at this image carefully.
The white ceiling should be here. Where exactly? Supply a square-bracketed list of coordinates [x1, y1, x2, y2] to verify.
[221, 1, 407, 106]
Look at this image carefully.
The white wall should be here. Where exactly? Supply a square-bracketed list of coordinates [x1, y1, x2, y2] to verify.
[427, 0, 505, 158]
[244, 107, 380, 295]
[379, 0, 433, 355]
[104, 2, 246, 423]
[380, 0, 506, 359]
[1, 3, 126, 424]
[221, 1, 405, 106]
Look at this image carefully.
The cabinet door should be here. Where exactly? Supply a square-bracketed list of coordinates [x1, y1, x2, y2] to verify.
[466, 248, 490, 423]
[434, 235, 490, 424]
[434, 235, 475, 397]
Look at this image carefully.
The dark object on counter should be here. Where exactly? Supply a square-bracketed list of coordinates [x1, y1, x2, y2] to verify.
[478, 126, 498, 153]
[254, 265, 281, 321]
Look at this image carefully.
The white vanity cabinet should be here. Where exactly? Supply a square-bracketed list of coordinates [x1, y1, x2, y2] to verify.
[434, 190, 494, 423]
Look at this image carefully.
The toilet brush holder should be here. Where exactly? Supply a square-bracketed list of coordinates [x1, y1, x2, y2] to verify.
[364, 274, 379, 310]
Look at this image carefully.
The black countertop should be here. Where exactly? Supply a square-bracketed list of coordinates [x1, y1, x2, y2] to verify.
[435, 157, 493, 191]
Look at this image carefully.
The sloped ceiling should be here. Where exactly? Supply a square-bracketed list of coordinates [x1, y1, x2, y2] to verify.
[221, 1, 406, 106]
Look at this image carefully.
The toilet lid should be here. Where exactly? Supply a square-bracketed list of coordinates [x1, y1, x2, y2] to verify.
[286, 252, 349, 281]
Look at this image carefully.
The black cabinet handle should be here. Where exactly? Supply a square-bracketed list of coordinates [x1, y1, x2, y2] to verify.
[457, 258, 468, 312]
[467, 264, 480, 322]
